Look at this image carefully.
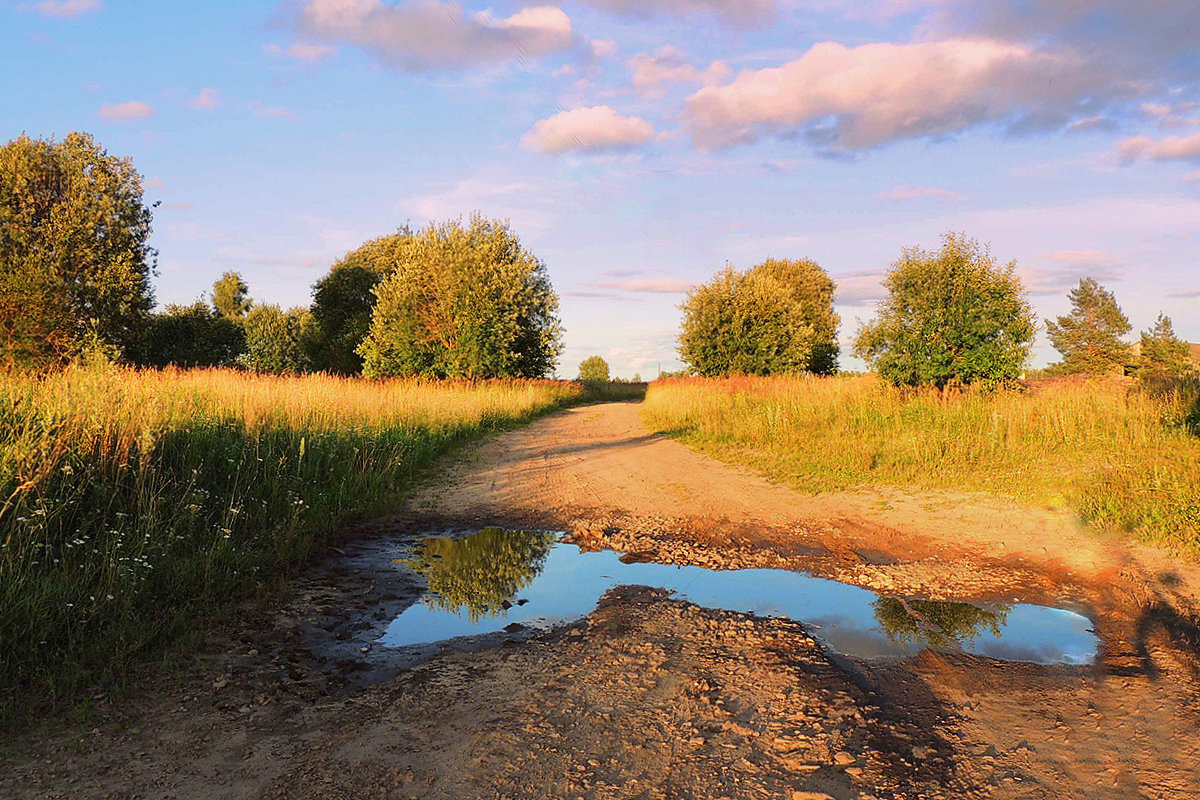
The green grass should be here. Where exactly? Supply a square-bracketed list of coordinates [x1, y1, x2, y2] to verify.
[0, 366, 582, 727]
[643, 374, 1200, 557]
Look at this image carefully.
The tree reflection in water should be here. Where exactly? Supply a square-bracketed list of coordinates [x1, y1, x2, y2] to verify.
[873, 597, 1010, 650]
[404, 528, 558, 622]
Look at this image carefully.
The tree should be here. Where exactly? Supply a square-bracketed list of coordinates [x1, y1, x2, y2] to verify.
[1045, 278, 1132, 375]
[140, 302, 245, 368]
[578, 355, 610, 383]
[0, 132, 156, 366]
[853, 233, 1036, 388]
[308, 244, 401, 375]
[358, 215, 562, 379]
[1137, 313, 1194, 381]
[678, 258, 839, 377]
[211, 271, 251, 321]
[240, 304, 313, 374]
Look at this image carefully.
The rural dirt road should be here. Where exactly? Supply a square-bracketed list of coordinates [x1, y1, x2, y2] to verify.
[6, 401, 1200, 799]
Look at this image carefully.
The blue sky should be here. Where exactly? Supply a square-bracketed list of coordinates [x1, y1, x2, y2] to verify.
[3, 0, 1199, 376]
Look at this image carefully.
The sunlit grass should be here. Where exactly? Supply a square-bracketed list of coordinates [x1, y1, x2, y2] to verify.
[0, 366, 580, 725]
[644, 374, 1200, 557]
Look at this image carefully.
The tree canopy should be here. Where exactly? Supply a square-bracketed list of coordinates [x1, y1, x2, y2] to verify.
[140, 302, 246, 369]
[853, 233, 1036, 388]
[1137, 313, 1193, 381]
[357, 216, 562, 379]
[0, 132, 155, 366]
[211, 271, 251, 322]
[578, 355, 610, 383]
[240, 304, 314, 374]
[1045, 278, 1133, 375]
[678, 258, 839, 377]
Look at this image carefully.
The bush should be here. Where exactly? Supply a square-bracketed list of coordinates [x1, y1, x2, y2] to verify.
[358, 215, 562, 379]
[241, 305, 314, 374]
[853, 233, 1036, 388]
[141, 302, 246, 368]
[678, 258, 839, 377]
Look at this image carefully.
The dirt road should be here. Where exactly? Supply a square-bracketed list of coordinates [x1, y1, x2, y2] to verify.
[6, 402, 1200, 799]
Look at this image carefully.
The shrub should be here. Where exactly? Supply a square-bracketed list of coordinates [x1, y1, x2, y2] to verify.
[241, 305, 313, 374]
[141, 302, 246, 368]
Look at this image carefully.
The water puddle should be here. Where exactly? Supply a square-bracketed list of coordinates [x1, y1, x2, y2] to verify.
[380, 528, 1099, 665]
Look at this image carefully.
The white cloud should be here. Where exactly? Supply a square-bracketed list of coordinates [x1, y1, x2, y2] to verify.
[580, 0, 778, 27]
[21, 0, 99, 19]
[98, 101, 153, 123]
[263, 42, 338, 63]
[685, 38, 1120, 150]
[1117, 133, 1200, 163]
[628, 46, 730, 98]
[188, 88, 218, 110]
[878, 184, 960, 201]
[292, 0, 573, 72]
[521, 106, 656, 155]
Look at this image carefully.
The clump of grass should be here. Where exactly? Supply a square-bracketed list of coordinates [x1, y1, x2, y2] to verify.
[643, 374, 1200, 557]
[0, 366, 579, 726]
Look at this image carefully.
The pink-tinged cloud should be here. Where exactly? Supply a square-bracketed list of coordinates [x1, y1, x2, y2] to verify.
[294, 0, 573, 72]
[1117, 133, 1200, 163]
[878, 184, 960, 201]
[189, 88, 218, 110]
[98, 101, 153, 123]
[685, 38, 1114, 150]
[581, 0, 777, 27]
[628, 46, 730, 98]
[21, 0, 100, 19]
[263, 42, 338, 63]
[250, 102, 300, 121]
[1185, 170, 1200, 184]
[589, 278, 696, 293]
[521, 106, 656, 155]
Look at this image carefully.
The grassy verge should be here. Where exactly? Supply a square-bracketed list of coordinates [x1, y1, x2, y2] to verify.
[0, 366, 581, 727]
[643, 374, 1200, 557]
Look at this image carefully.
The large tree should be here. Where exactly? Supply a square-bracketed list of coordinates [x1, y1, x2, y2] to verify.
[678, 258, 839, 377]
[1137, 313, 1193, 381]
[1045, 278, 1132, 375]
[0, 132, 156, 365]
[358, 216, 562, 379]
[853, 233, 1036, 388]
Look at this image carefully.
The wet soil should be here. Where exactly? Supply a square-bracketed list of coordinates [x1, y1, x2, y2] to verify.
[3, 402, 1199, 799]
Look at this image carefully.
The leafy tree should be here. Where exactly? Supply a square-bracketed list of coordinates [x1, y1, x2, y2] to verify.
[578, 355, 610, 383]
[874, 597, 1009, 650]
[853, 233, 1036, 388]
[211, 271, 251, 321]
[141, 302, 246, 368]
[0, 132, 155, 366]
[358, 215, 562, 379]
[1137, 313, 1194, 381]
[240, 304, 313, 374]
[1045, 278, 1132, 375]
[310, 263, 392, 374]
[679, 258, 838, 377]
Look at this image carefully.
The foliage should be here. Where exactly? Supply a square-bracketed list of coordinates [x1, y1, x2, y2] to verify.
[140, 302, 246, 368]
[853, 233, 1036, 388]
[211, 271, 251, 322]
[309, 230, 413, 375]
[1045, 278, 1132, 375]
[240, 305, 314, 374]
[404, 528, 557, 622]
[643, 375, 1200, 557]
[0, 366, 582, 727]
[1137, 314, 1194, 381]
[358, 215, 562, 379]
[0, 132, 156, 366]
[873, 597, 1008, 650]
[679, 258, 839, 377]
[578, 355, 610, 383]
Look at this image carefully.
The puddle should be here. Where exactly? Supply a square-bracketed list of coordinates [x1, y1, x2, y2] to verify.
[380, 528, 1099, 665]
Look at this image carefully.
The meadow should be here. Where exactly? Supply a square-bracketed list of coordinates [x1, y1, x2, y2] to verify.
[644, 375, 1200, 557]
[0, 366, 582, 725]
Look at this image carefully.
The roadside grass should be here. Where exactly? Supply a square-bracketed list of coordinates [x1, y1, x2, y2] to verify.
[643, 374, 1200, 557]
[0, 366, 581, 728]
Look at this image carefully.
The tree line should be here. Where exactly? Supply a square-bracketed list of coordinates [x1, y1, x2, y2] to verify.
[2, 132, 1193, 386]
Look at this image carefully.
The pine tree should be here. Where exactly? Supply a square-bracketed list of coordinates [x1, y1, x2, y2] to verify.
[1045, 278, 1132, 375]
[1137, 313, 1193, 380]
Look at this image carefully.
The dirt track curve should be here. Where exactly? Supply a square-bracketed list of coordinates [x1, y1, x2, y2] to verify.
[5, 402, 1200, 800]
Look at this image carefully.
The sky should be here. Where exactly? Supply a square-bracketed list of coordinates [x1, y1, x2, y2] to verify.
[3, 0, 1199, 377]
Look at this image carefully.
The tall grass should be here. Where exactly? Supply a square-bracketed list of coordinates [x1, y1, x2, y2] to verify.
[0, 366, 580, 725]
[644, 375, 1200, 556]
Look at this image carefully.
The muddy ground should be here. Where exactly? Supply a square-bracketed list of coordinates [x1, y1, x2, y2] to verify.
[4, 402, 1200, 799]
